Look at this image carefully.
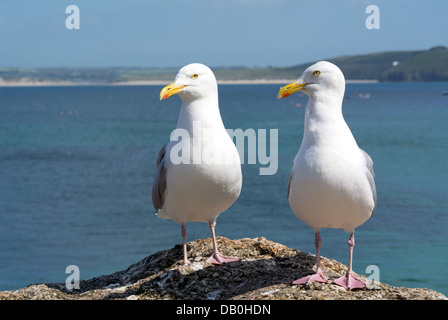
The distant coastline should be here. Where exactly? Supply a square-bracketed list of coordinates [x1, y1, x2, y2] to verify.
[0, 79, 379, 87]
[1, 46, 447, 86]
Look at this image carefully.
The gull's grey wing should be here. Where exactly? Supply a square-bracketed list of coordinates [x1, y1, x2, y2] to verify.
[360, 148, 377, 218]
[152, 143, 168, 211]
[287, 161, 294, 200]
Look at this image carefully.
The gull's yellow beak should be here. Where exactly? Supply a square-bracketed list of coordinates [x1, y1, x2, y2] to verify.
[159, 82, 187, 101]
[277, 81, 308, 99]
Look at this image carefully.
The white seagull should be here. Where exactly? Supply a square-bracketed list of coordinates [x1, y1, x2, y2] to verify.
[152, 63, 242, 266]
[277, 61, 377, 290]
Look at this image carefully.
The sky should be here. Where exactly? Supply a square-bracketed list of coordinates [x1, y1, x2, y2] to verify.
[0, 0, 447, 68]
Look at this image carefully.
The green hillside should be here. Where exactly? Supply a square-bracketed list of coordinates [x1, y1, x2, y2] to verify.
[249, 45, 448, 81]
[1, 46, 447, 83]
[378, 46, 448, 81]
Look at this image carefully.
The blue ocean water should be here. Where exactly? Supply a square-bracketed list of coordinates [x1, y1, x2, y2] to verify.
[0, 83, 447, 295]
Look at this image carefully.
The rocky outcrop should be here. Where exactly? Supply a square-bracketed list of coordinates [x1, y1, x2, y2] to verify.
[0, 237, 446, 300]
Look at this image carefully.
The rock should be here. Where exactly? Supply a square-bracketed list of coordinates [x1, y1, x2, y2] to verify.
[0, 237, 446, 300]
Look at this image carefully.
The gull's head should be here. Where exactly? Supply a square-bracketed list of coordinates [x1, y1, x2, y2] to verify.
[160, 63, 218, 101]
[277, 61, 345, 99]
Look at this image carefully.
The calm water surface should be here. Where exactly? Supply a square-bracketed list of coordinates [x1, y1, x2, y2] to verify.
[0, 82, 447, 295]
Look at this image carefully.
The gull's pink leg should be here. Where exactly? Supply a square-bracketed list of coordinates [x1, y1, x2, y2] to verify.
[333, 231, 366, 290]
[181, 223, 191, 265]
[293, 231, 328, 285]
[207, 220, 240, 265]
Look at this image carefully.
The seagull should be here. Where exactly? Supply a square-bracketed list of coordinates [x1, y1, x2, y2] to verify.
[277, 61, 377, 290]
[152, 63, 242, 266]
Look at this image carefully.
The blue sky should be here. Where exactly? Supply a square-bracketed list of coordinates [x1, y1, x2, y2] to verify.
[0, 0, 447, 68]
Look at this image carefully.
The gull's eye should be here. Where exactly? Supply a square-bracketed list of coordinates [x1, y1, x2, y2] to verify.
[192, 73, 199, 79]
[313, 70, 321, 77]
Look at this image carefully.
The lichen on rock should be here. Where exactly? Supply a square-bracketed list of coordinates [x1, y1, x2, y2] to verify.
[0, 237, 446, 300]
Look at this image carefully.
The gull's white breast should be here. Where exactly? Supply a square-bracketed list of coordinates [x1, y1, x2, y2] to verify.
[159, 127, 242, 224]
[288, 130, 375, 232]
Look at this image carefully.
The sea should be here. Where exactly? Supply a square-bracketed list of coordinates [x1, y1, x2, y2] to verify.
[0, 82, 447, 296]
